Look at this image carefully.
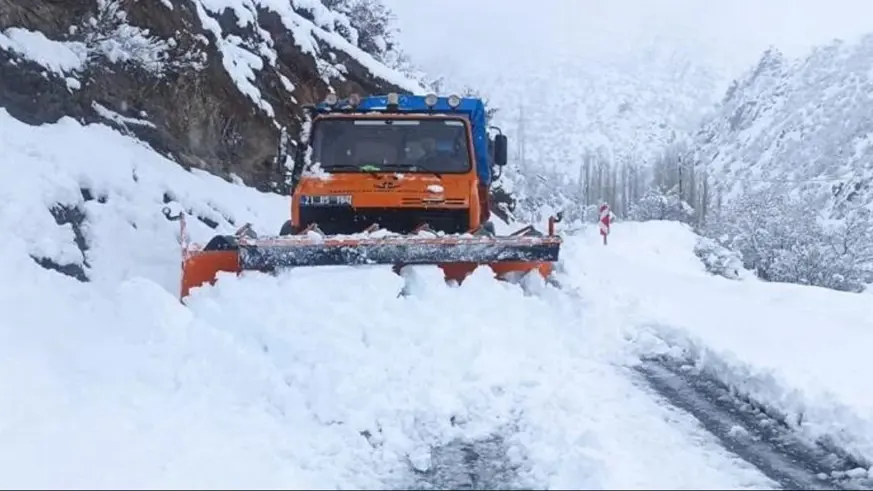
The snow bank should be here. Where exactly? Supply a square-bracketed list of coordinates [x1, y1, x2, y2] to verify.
[563, 220, 873, 465]
[0, 264, 320, 488]
[0, 110, 320, 487]
[0, 113, 772, 488]
[0, 109, 287, 292]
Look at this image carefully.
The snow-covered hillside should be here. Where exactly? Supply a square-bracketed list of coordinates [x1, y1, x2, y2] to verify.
[0, 0, 425, 191]
[691, 36, 873, 213]
[487, 41, 723, 221]
[669, 35, 873, 292]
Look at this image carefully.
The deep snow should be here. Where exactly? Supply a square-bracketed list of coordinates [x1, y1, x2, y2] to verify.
[564, 220, 873, 470]
[0, 110, 774, 488]
[1, 110, 872, 487]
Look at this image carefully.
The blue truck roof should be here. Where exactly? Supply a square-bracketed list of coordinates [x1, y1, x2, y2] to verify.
[315, 94, 492, 185]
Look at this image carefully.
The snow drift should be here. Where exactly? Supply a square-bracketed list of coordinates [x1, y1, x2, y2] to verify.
[565, 220, 873, 471]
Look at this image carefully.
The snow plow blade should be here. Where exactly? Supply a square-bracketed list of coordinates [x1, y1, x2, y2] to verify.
[238, 235, 561, 271]
[165, 207, 564, 300]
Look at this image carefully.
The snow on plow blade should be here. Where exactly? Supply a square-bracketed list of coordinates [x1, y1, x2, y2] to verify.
[165, 206, 566, 299]
[238, 235, 562, 271]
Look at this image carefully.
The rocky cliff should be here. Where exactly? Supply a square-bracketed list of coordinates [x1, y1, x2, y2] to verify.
[0, 0, 425, 192]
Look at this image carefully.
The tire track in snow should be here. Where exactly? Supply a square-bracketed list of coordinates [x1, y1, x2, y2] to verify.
[405, 434, 527, 490]
[636, 356, 872, 490]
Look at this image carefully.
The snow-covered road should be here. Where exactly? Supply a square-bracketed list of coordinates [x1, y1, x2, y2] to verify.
[177, 265, 775, 489]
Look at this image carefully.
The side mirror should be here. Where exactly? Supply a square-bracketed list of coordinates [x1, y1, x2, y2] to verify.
[493, 134, 508, 167]
[288, 141, 306, 191]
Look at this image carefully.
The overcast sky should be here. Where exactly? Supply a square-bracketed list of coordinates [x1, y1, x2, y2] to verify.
[382, 0, 873, 81]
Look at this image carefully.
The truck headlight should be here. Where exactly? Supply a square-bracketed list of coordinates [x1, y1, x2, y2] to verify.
[299, 194, 352, 206]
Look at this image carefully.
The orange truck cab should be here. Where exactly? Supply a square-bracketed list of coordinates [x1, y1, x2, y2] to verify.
[283, 93, 501, 237]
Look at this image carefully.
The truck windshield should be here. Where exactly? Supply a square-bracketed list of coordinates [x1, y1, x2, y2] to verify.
[310, 118, 471, 174]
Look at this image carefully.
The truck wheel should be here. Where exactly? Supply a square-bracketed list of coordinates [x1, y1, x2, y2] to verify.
[203, 235, 238, 251]
[279, 220, 298, 236]
[520, 226, 544, 237]
[472, 221, 497, 237]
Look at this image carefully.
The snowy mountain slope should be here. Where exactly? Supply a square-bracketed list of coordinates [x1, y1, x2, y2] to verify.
[482, 42, 725, 222]
[0, 110, 782, 489]
[563, 221, 873, 472]
[673, 35, 873, 291]
[450, 39, 721, 180]
[0, 0, 425, 191]
[493, 42, 722, 174]
[690, 35, 873, 213]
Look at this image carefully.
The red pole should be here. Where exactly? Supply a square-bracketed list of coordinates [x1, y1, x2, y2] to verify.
[599, 203, 610, 246]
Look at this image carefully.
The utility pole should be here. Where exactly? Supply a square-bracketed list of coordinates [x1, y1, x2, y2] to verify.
[678, 155, 683, 197]
[518, 103, 527, 171]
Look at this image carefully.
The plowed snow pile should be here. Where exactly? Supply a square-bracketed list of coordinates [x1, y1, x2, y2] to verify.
[0, 112, 776, 488]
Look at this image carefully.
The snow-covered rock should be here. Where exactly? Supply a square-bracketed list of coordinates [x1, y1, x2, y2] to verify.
[0, 0, 425, 192]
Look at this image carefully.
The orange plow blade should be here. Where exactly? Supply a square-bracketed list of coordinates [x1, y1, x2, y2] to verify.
[180, 249, 240, 298]
[166, 207, 563, 299]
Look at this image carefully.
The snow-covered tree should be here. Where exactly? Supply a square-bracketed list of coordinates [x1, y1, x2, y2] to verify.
[703, 186, 872, 292]
[320, 0, 398, 63]
[628, 187, 694, 223]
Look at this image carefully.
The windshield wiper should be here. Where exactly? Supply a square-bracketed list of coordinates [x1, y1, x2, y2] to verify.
[415, 166, 443, 179]
[323, 164, 379, 178]
[321, 163, 443, 179]
[379, 163, 442, 179]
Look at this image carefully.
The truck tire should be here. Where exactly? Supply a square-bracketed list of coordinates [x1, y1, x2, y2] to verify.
[279, 220, 297, 236]
[203, 235, 238, 251]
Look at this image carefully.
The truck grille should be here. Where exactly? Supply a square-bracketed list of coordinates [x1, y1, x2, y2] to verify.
[297, 207, 470, 235]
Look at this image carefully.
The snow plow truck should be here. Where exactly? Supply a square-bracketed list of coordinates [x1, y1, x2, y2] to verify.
[168, 92, 563, 299]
